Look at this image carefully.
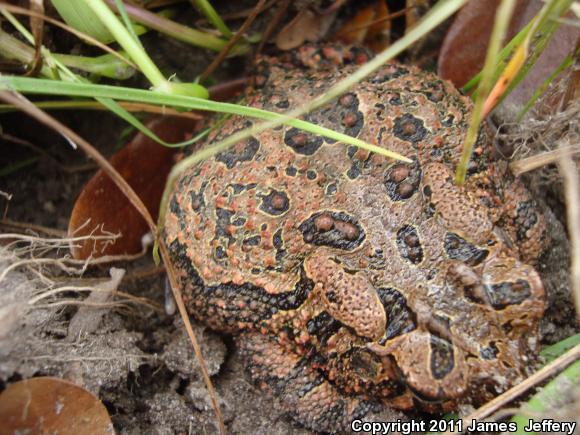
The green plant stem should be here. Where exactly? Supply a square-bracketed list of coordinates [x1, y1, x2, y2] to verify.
[56, 53, 136, 79]
[0, 29, 135, 80]
[104, 0, 243, 54]
[191, 0, 232, 37]
[0, 28, 55, 78]
[455, 0, 517, 185]
[84, 0, 166, 89]
[0, 27, 134, 80]
[0, 9, 34, 44]
[114, 0, 144, 49]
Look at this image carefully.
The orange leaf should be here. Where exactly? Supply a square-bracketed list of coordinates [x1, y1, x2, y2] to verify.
[0, 377, 113, 434]
[68, 116, 201, 259]
[482, 42, 527, 117]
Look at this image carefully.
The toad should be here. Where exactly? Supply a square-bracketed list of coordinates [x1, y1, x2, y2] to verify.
[164, 46, 547, 432]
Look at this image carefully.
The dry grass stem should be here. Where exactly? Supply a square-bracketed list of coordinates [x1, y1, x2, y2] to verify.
[559, 154, 580, 319]
[510, 145, 580, 176]
[0, 218, 68, 237]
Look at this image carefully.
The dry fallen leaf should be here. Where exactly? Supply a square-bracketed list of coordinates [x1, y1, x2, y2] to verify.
[0, 377, 113, 434]
[438, 0, 525, 88]
[334, 4, 377, 45]
[68, 116, 200, 259]
[334, 1, 392, 53]
[276, 8, 337, 50]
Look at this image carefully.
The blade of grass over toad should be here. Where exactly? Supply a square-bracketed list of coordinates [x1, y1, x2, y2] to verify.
[455, 0, 517, 185]
[0, 76, 409, 160]
[161, 0, 469, 186]
[291, 0, 470, 113]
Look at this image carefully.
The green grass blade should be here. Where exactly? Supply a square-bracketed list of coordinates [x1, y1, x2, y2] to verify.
[462, 19, 535, 94]
[0, 76, 409, 160]
[510, 356, 580, 434]
[500, 0, 574, 104]
[113, 0, 144, 49]
[51, 0, 115, 43]
[0, 156, 40, 177]
[541, 334, 580, 363]
[96, 96, 207, 148]
[191, 0, 232, 37]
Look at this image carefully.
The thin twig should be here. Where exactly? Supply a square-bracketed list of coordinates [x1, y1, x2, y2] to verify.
[200, 0, 266, 81]
[0, 218, 67, 237]
[255, 0, 290, 56]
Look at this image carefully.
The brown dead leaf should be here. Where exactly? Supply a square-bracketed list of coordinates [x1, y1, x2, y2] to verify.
[365, 1, 392, 53]
[276, 8, 337, 50]
[68, 116, 200, 259]
[333, 2, 395, 54]
[438, 0, 526, 88]
[334, 4, 377, 45]
[0, 377, 113, 434]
